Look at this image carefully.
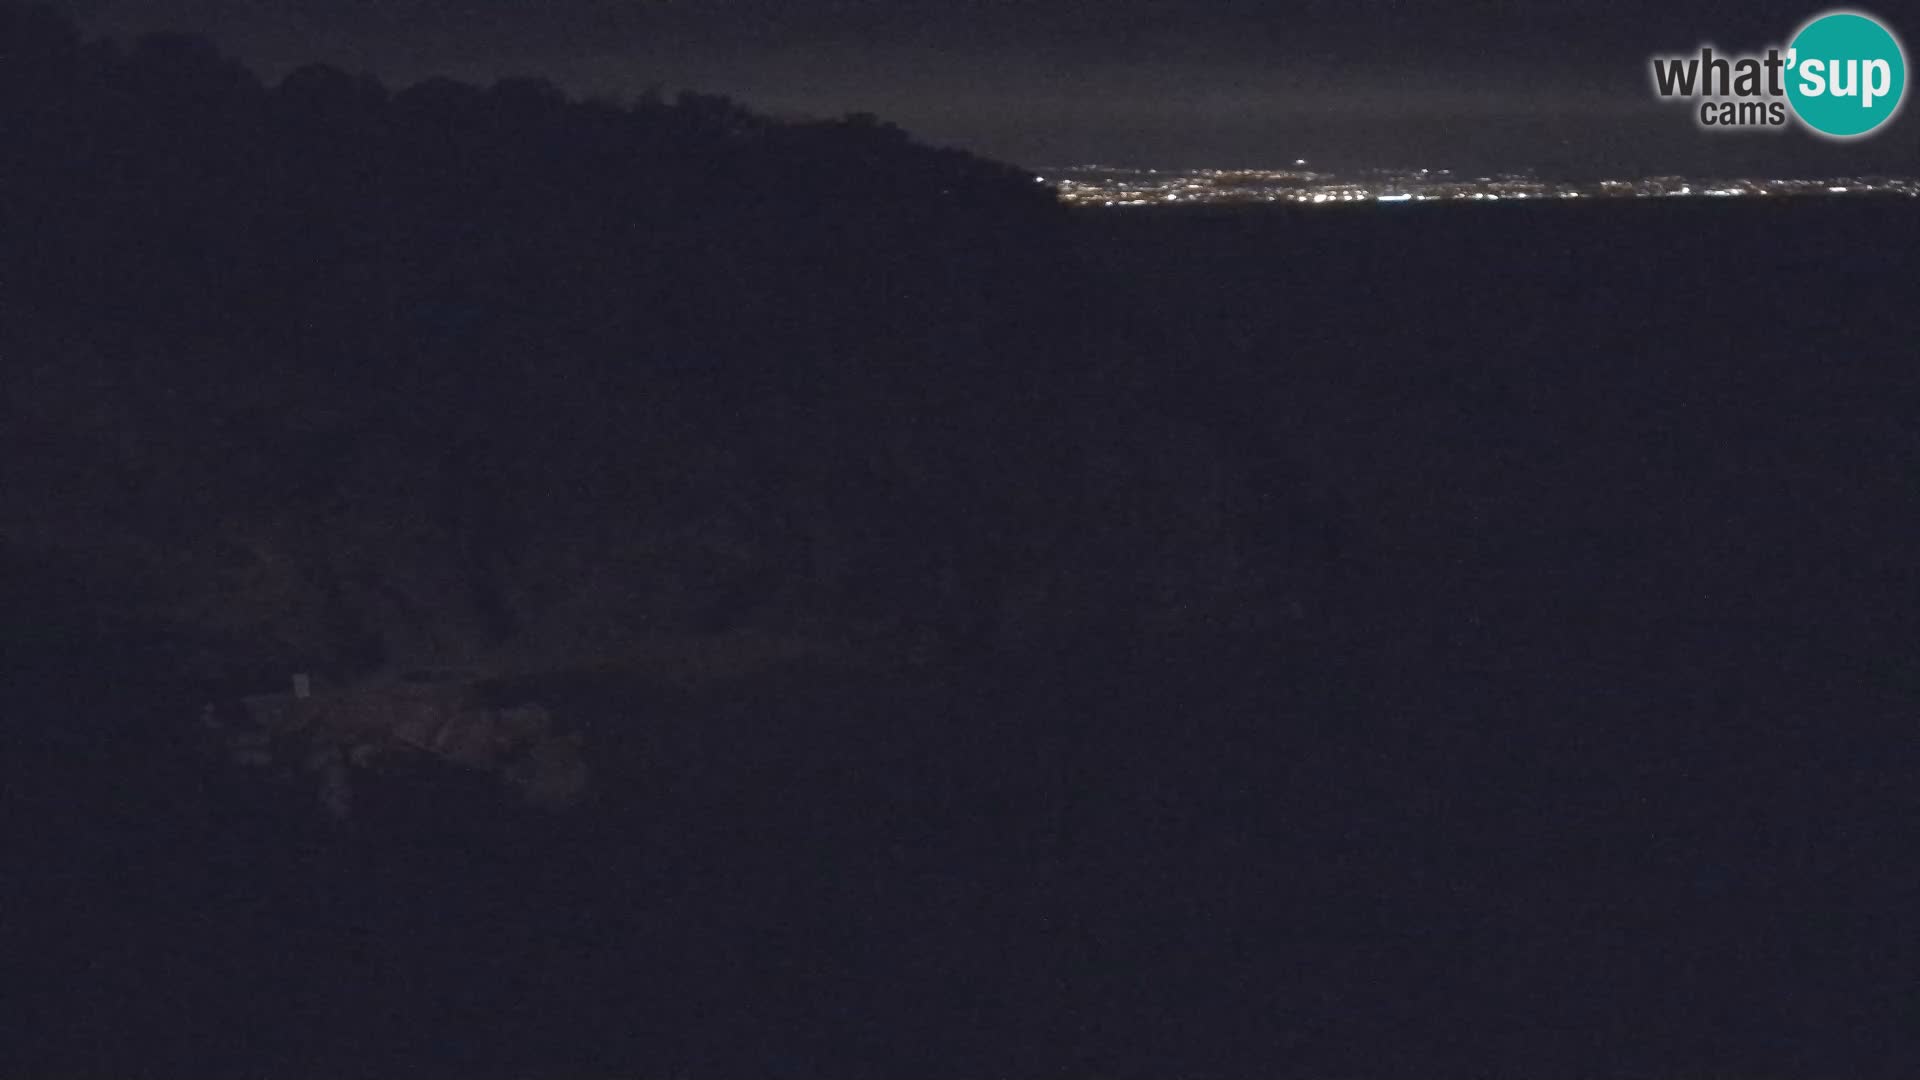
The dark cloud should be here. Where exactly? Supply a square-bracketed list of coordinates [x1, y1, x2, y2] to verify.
[42, 0, 1920, 171]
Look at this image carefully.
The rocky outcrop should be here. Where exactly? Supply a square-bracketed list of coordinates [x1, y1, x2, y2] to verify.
[200, 670, 588, 819]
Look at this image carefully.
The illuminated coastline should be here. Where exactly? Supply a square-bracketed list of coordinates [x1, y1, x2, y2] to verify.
[1036, 165, 1920, 208]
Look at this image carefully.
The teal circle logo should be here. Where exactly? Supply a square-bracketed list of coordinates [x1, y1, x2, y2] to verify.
[1786, 10, 1907, 138]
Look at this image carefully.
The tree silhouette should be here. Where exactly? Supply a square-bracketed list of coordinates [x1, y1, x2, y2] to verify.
[0, 1, 1311, 683]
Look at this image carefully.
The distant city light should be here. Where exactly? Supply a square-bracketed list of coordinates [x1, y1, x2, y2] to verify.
[1040, 165, 1920, 210]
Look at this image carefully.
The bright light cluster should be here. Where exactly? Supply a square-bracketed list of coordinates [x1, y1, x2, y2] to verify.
[1035, 165, 1920, 209]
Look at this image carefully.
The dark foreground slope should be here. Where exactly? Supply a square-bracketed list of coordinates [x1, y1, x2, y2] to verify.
[7, 5, 1920, 1076]
[10, 198, 1916, 1078]
[1068, 196, 1920, 1073]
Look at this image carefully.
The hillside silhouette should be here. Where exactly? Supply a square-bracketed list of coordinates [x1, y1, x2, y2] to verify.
[1, 3, 1321, 687]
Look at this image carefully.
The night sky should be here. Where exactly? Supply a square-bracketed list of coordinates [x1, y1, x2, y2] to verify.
[45, 0, 1920, 176]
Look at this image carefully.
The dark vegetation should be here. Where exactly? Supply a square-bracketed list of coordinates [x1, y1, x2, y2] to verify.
[5, 3, 1919, 1076]
[4, 1, 1249, 682]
